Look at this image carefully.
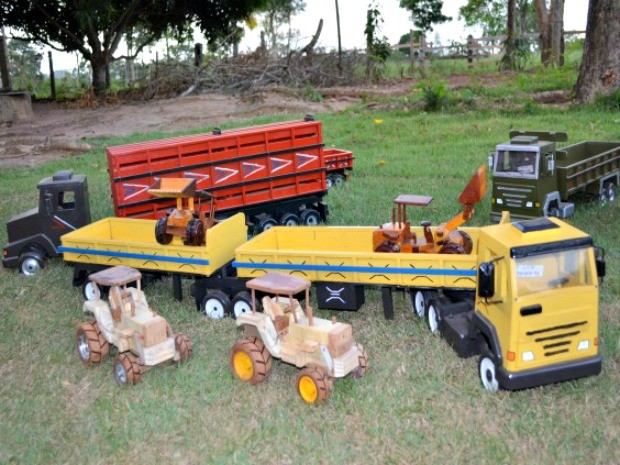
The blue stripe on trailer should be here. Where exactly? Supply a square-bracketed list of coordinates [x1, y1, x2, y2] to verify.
[58, 246, 211, 266]
[232, 261, 476, 276]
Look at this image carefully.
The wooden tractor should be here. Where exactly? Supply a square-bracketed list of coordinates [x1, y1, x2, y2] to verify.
[76, 266, 192, 386]
[148, 178, 216, 246]
[230, 272, 368, 405]
[373, 165, 487, 255]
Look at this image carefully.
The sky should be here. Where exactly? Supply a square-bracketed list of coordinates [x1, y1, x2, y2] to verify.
[42, 0, 590, 72]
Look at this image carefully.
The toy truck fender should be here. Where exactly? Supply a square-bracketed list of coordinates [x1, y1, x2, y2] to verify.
[237, 313, 281, 357]
[2, 233, 57, 268]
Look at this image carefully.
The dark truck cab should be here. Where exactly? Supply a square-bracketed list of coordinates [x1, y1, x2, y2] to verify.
[3, 170, 90, 275]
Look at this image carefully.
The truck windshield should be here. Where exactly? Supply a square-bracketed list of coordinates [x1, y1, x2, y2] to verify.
[494, 150, 538, 178]
[515, 248, 593, 297]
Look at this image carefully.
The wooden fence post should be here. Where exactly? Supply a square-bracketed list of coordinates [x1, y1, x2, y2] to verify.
[418, 34, 427, 68]
[467, 34, 475, 66]
[48, 51, 56, 100]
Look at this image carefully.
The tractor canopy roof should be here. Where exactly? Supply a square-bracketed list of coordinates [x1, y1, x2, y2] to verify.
[246, 272, 310, 296]
[88, 265, 142, 287]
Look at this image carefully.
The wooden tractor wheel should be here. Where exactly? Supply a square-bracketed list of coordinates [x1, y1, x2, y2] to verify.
[185, 219, 205, 246]
[155, 217, 173, 245]
[353, 343, 369, 379]
[439, 231, 472, 255]
[76, 322, 109, 365]
[229, 337, 272, 385]
[174, 333, 193, 364]
[296, 366, 332, 405]
[375, 240, 401, 253]
[113, 353, 142, 387]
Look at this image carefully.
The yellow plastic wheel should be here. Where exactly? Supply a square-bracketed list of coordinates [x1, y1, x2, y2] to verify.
[296, 367, 331, 405]
[233, 350, 254, 381]
[298, 375, 319, 403]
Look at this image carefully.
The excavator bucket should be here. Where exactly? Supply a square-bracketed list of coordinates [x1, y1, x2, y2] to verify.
[458, 165, 487, 206]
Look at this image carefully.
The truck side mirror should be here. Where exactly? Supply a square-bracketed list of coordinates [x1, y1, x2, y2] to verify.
[478, 262, 495, 298]
[487, 154, 494, 169]
[545, 153, 555, 176]
[595, 247, 606, 279]
[44, 192, 54, 215]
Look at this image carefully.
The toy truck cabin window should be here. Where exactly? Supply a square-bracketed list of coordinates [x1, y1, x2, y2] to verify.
[57, 190, 76, 210]
[494, 146, 540, 179]
[514, 248, 594, 298]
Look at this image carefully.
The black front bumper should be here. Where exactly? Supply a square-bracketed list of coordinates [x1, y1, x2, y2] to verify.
[497, 355, 602, 391]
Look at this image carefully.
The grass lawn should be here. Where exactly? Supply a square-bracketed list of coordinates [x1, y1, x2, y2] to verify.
[1, 81, 619, 464]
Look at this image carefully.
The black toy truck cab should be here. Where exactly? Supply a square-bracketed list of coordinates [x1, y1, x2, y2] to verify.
[2, 170, 91, 275]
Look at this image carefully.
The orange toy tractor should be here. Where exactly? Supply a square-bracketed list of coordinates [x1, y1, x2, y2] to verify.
[148, 178, 216, 246]
[373, 165, 487, 255]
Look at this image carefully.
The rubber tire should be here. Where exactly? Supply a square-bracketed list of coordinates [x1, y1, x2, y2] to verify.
[279, 212, 300, 227]
[113, 353, 142, 387]
[155, 217, 172, 245]
[333, 173, 346, 187]
[353, 343, 369, 379]
[257, 216, 277, 233]
[174, 333, 192, 364]
[229, 337, 272, 385]
[326, 175, 334, 189]
[18, 252, 44, 276]
[413, 290, 430, 319]
[76, 321, 109, 365]
[426, 301, 440, 334]
[297, 366, 332, 405]
[231, 291, 257, 319]
[201, 290, 232, 319]
[300, 209, 321, 226]
[478, 350, 500, 393]
[607, 183, 616, 202]
[82, 280, 100, 301]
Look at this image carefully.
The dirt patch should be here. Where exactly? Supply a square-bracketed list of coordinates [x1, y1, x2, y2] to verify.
[0, 91, 356, 168]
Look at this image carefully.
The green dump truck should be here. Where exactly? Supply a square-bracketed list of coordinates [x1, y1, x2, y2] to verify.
[490, 131, 620, 221]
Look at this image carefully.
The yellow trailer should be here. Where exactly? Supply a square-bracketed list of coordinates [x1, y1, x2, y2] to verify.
[60, 213, 247, 312]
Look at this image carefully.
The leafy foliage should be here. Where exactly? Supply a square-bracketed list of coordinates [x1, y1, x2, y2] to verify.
[7, 39, 43, 91]
[399, 0, 451, 32]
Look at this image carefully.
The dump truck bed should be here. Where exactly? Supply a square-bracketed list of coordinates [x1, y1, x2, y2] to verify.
[233, 225, 479, 289]
[60, 213, 247, 276]
[557, 141, 620, 196]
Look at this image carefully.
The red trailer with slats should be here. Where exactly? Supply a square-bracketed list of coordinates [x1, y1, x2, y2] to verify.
[107, 118, 352, 233]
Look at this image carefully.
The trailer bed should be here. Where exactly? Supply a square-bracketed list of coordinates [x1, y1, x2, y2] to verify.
[60, 213, 247, 276]
[233, 225, 479, 289]
[557, 141, 620, 196]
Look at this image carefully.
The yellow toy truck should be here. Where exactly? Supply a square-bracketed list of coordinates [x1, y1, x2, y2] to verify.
[229, 272, 368, 404]
[76, 265, 192, 386]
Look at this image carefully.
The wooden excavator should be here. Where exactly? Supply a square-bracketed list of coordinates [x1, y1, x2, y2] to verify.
[148, 178, 216, 246]
[373, 165, 487, 255]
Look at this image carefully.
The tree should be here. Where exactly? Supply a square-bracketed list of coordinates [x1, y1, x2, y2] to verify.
[399, 0, 451, 33]
[8, 38, 43, 90]
[0, 0, 266, 96]
[259, 0, 305, 55]
[459, 0, 536, 37]
[533, 0, 564, 66]
[575, 0, 620, 102]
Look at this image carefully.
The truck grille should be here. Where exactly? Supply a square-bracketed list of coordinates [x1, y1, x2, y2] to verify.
[496, 185, 533, 208]
[526, 321, 586, 357]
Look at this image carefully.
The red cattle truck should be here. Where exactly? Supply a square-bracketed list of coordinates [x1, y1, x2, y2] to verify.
[107, 117, 353, 234]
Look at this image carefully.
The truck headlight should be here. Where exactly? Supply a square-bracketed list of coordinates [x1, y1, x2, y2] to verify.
[577, 340, 590, 351]
[496, 198, 503, 205]
[526, 201, 533, 207]
[522, 351, 534, 362]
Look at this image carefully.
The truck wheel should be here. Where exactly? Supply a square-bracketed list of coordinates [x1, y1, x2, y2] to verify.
[201, 290, 231, 319]
[155, 218, 172, 245]
[607, 183, 616, 202]
[333, 173, 346, 188]
[82, 280, 103, 301]
[229, 338, 272, 385]
[231, 291, 260, 319]
[353, 343, 368, 379]
[478, 351, 500, 393]
[257, 216, 277, 233]
[76, 322, 109, 365]
[18, 252, 45, 276]
[185, 219, 205, 246]
[300, 209, 321, 226]
[113, 353, 142, 387]
[413, 290, 430, 318]
[426, 301, 440, 334]
[326, 175, 334, 189]
[279, 212, 300, 226]
[297, 366, 331, 405]
[174, 333, 192, 364]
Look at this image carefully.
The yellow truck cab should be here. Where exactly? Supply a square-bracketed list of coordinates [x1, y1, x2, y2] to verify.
[475, 214, 603, 391]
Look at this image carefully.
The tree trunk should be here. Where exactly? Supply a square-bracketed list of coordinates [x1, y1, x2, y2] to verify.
[534, 0, 564, 66]
[576, 0, 620, 102]
[550, 0, 564, 66]
[501, 0, 517, 70]
[90, 57, 108, 97]
[335, 0, 343, 76]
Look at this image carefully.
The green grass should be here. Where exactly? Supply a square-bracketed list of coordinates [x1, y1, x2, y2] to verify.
[1, 77, 619, 464]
